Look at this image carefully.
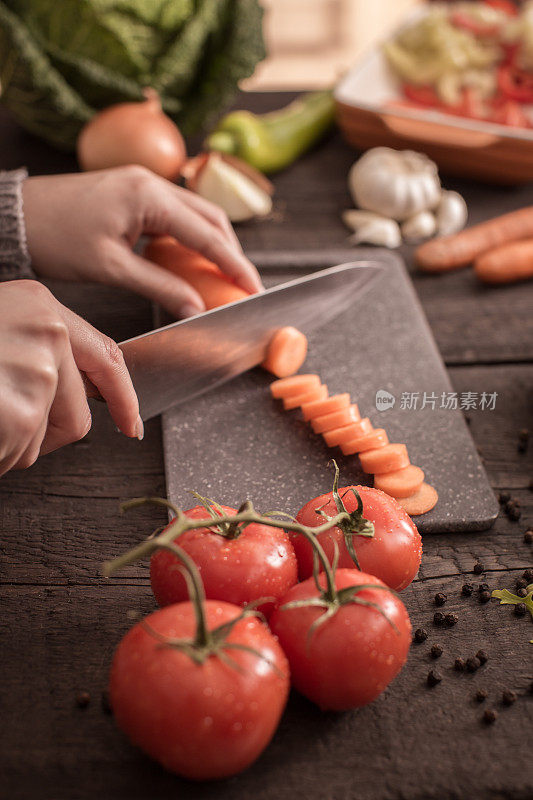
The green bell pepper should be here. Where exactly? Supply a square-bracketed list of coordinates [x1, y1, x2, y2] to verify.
[205, 90, 335, 174]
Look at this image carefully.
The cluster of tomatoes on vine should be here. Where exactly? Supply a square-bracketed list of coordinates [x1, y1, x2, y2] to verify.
[105, 462, 422, 781]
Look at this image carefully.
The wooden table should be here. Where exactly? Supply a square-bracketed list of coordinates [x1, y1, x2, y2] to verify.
[1, 94, 532, 800]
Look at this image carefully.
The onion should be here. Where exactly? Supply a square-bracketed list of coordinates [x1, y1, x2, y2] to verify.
[182, 152, 274, 222]
[77, 89, 186, 180]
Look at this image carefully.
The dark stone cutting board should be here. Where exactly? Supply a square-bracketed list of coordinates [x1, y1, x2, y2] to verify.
[161, 249, 498, 533]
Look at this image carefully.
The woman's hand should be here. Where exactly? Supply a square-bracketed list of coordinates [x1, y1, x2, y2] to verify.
[22, 166, 262, 318]
[0, 280, 141, 477]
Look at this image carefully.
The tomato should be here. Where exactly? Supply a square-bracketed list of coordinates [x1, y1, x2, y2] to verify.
[150, 504, 298, 614]
[292, 485, 421, 591]
[269, 569, 411, 711]
[110, 601, 289, 780]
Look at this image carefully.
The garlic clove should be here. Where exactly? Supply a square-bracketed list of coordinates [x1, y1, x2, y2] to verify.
[182, 152, 273, 222]
[349, 218, 402, 249]
[342, 209, 393, 231]
[435, 190, 468, 237]
[401, 210, 437, 242]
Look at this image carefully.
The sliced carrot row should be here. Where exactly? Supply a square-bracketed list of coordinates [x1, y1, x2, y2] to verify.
[270, 374, 438, 516]
[283, 384, 328, 411]
[323, 417, 373, 447]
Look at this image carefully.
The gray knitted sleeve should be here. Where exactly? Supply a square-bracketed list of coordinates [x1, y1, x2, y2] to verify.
[0, 168, 33, 280]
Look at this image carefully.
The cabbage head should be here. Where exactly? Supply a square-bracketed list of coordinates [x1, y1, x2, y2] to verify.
[0, 0, 265, 149]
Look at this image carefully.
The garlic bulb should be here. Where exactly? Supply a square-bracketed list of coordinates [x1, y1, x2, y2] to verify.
[182, 152, 273, 222]
[349, 147, 441, 221]
[435, 190, 468, 236]
[401, 211, 437, 242]
[349, 217, 402, 249]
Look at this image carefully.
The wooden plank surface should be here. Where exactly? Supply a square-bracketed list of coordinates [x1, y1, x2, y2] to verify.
[0, 94, 532, 799]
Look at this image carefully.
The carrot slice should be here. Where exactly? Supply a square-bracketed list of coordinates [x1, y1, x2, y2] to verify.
[302, 393, 350, 422]
[398, 483, 439, 515]
[374, 465, 425, 498]
[311, 405, 361, 434]
[340, 429, 389, 455]
[283, 384, 328, 410]
[144, 236, 248, 308]
[322, 417, 371, 447]
[262, 326, 308, 378]
[270, 374, 321, 399]
[359, 443, 410, 474]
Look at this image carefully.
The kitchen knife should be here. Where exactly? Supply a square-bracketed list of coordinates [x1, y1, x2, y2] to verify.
[119, 261, 383, 421]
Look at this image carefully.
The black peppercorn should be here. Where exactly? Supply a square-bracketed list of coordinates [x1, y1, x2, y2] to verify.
[475, 689, 488, 702]
[75, 691, 91, 709]
[414, 627, 428, 643]
[433, 611, 446, 626]
[445, 612, 458, 627]
[478, 582, 489, 592]
[466, 657, 481, 673]
[514, 602, 527, 617]
[516, 577, 528, 591]
[506, 502, 521, 521]
[522, 568, 533, 582]
[434, 592, 447, 607]
[517, 587, 528, 598]
[473, 562, 484, 575]
[479, 590, 491, 604]
[427, 669, 442, 687]
[483, 708, 498, 724]
[498, 491, 511, 505]
[430, 644, 443, 659]
[461, 583, 474, 597]
[502, 690, 517, 706]
[524, 530, 533, 544]
[454, 657, 466, 672]
[475, 650, 489, 665]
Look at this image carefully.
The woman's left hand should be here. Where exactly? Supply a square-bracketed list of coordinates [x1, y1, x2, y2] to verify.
[22, 166, 263, 319]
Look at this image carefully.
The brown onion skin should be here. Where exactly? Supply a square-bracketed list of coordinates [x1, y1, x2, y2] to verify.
[77, 89, 186, 181]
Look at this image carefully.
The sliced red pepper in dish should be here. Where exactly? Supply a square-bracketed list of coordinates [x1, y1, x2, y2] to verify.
[401, 85, 483, 120]
[483, 0, 518, 16]
[498, 63, 533, 104]
[489, 96, 531, 127]
[402, 84, 443, 108]
[450, 10, 500, 36]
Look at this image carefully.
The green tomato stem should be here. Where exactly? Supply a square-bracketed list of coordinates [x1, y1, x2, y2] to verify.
[104, 497, 349, 601]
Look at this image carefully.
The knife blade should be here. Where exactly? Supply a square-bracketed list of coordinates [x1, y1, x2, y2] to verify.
[119, 261, 383, 420]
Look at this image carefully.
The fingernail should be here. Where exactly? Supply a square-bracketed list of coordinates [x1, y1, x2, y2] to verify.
[179, 303, 203, 319]
[135, 415, 144, 441]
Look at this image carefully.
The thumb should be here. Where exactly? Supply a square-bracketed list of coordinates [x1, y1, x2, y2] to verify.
[112, 243, 205, 319]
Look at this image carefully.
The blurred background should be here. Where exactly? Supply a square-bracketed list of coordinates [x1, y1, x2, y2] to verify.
[245, 0, 421, 89]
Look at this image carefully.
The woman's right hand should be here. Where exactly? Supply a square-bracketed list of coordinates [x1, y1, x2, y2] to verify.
[0, 280, 142, 477]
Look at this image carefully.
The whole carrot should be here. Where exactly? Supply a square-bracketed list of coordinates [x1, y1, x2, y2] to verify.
[416, 206, 533, 272]
[475, 238, 533, 284]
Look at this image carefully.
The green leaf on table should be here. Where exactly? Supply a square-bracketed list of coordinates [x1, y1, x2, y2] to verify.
[492, 584, 533, 620]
